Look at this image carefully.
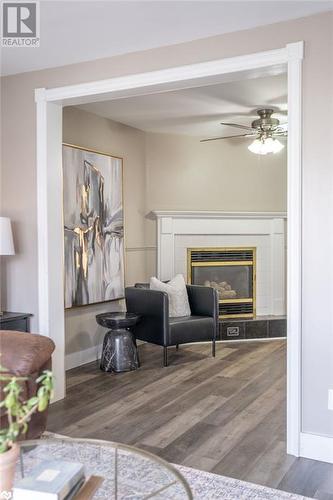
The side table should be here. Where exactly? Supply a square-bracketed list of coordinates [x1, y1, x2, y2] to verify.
[96, 312, 141, 373]
[0, 312, 32, 332]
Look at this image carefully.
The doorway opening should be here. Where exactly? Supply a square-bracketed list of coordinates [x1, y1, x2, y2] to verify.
[36, 42, 303, 457]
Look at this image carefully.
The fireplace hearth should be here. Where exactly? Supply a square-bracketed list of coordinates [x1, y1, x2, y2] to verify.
[187, 247, 256, 319]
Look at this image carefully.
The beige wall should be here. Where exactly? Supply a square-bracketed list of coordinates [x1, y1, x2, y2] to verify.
[63, 106, 147, 357]
[1, 12, 333, 437]
[145, 132, 287, 246]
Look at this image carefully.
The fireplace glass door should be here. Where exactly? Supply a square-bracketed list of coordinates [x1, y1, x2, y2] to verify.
[188, 247, 256, 319]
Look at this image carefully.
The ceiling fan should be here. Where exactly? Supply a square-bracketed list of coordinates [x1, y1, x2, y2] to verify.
[201, 108, 287, 155]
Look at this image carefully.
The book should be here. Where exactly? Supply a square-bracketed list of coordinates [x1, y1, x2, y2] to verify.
[73, 476, 104, 500]
[13, 460, 85, 500]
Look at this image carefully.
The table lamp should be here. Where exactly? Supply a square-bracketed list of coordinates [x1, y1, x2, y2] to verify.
[0, 217, 15, 316]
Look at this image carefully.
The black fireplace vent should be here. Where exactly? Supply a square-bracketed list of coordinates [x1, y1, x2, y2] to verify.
[219, 302, 253, 316]
[190, 249, 253, 262]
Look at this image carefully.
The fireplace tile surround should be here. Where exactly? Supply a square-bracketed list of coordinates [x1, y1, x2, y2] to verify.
[220, 316, 286, 340]
[153, 211, 287, 318]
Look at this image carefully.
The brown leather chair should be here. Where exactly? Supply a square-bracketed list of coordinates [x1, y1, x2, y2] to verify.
[0, 330, 55, 440]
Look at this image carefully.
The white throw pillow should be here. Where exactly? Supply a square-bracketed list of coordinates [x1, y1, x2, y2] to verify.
[150, 274, 191, 318]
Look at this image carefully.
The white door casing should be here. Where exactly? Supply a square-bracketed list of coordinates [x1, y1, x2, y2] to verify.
[35, 42, 303, 456]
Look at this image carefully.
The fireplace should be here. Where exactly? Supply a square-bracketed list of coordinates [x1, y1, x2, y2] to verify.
[187, 247, 256, 319]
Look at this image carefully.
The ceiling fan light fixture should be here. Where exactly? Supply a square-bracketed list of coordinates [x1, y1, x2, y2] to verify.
[248, 136, 284, 155]
[248, 138, 265, 155]
[269, 138, 285, 154]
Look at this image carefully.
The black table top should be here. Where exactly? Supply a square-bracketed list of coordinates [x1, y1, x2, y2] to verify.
[0, 312, 33, 322]
[96, 312, 141, 329]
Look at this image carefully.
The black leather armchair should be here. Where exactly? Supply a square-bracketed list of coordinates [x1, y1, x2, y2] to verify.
[125, 284, 219, 366]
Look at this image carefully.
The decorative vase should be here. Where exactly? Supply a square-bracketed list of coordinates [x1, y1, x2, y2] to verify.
[0, 443, 19, 495]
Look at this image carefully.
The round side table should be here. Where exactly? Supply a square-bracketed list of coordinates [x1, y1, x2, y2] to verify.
[96, 312, 141, 373]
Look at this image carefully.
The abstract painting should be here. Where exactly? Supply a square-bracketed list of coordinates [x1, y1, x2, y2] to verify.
[63, 144, 124, 308]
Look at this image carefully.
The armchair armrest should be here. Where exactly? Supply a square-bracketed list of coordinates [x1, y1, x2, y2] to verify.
[125, 287, 169, 346]
[186, 285, 219, 320]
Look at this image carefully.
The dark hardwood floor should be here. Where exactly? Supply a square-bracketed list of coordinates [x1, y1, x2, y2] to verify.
[48, 340, 333, 499]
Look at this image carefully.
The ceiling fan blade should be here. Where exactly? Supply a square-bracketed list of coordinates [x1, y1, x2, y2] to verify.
[220, 122, 256, 131]
[200, 134, 256, 142]
[272, 132, 288, 137]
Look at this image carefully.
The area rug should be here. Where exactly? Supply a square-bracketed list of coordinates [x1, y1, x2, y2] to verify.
[37, 433, 310, 499]
[175, 464, 310, 499]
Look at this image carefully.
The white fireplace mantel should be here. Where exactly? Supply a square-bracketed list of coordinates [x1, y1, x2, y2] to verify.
[153, 210, 287, 316]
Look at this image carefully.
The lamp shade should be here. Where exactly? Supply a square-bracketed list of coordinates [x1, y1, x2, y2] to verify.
[0, 217, 15, 255]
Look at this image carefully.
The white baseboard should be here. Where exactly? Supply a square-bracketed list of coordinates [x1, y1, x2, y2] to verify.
[65, 344, 103, 370]
[300, 432, 333, 464]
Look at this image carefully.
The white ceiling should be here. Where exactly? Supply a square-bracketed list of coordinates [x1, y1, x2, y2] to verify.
[78, 73, 287, 138]
[1, 0, 333, 76]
